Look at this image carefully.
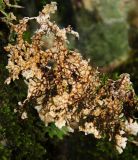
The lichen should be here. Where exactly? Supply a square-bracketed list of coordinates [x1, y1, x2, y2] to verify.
[4, 2, 138, 153]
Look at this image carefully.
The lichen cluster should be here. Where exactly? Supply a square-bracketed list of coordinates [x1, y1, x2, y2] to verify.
[4, 2, 138, 153]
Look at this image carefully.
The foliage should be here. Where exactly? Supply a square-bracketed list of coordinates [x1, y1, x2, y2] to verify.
[0, 0, 22, 20]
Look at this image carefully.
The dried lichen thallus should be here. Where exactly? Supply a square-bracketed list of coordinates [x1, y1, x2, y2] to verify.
[4, 2, 138, 154]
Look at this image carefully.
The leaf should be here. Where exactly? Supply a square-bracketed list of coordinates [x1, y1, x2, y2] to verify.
[0, 0, 5, 11]
[45, 123, 68, 139]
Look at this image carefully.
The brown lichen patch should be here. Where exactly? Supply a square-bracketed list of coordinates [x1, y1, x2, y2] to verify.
[4, 2, 138, 154]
